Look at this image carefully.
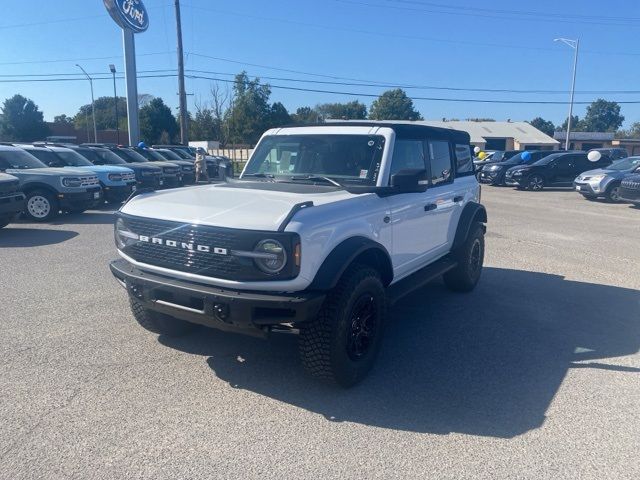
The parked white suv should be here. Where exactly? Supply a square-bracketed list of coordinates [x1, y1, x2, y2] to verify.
[110, 122, 486, 386]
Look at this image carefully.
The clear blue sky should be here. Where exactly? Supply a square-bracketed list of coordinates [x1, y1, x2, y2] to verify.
[1, 0, 639, 127]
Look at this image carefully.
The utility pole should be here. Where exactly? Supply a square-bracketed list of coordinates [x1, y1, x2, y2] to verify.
[109, 64, 120, 144]
[76, 64, 98, 143]
[554, 38, 579, 151]
[175, 0, 188, 145]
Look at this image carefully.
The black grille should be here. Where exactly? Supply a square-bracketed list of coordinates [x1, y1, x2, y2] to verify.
[119, 215, 299, 281]
[0, 179, 19, 196]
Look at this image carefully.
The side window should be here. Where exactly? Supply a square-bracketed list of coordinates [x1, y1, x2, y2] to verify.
[389, 140, 426, 178]
[454, 144, 473, 175]
[428, 141, 453, 185]
[554, 157, 571, 168]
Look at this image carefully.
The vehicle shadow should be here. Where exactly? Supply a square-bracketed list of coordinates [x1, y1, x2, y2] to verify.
[0, 228, 78, 247]
[52, 211, 116, 225]
[158, 267, 640, 438]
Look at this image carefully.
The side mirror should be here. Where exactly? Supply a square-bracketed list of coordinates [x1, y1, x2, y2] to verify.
[390, 169, 427, 193]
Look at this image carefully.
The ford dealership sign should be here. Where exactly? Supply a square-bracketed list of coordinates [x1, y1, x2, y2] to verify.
[104, 0, 149, 33]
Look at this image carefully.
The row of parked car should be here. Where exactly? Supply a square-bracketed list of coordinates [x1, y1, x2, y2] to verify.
[474, 147, 640, 205]
[0, 142, 226, 227]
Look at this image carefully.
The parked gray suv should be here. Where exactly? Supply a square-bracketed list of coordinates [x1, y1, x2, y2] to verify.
[0, 145, 102, 221]
[0, 173, 25, 228]
[574, 156, 640, 202]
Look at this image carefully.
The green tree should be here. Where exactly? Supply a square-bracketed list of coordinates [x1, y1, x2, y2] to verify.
[581, 99, 624, 132]
[139, 97, 179, 144]
[369, 89, 423, 121]
[529, 117, 555, 137]
[0, 94, 48, 141]
[189, 106, 216, 141]
[268, 102, 292, 128]
[224, 72, 273, 145]
[615, 121, 640, 139]
[316, 101, 367, 120]
[74, 96, 128, 131]
[291, 106, 322, 124]
[557, 115, 583, 132]
[53, 114, 73, 125]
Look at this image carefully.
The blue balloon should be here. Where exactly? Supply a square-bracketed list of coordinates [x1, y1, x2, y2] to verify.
[521, 151, 532, 161]
[137, 141, 146, 148]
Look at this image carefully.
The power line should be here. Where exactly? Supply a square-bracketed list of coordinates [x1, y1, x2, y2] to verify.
[0, 51, 175, 66]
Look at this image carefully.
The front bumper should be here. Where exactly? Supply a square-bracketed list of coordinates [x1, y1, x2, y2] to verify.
[160, 175, 182, 189]
[58, 186, 102, 209]
[110, 259, 326, 335]
[479, 170, 502, 184]
[0, 192, 26, 216]
[104, 183, 136, 203]
[504, 175, 522, 186]
[573, 181, 601, 197]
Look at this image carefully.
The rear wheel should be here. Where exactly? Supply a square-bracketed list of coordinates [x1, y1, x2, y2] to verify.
[24, 190, 58, 222]
[527, 175, 545, 191]
[444, 222, 485, 292]
[299, 264, 387, 387]
[129, 296, 198, 337]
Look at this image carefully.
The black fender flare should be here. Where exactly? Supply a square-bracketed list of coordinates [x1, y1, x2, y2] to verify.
[452, 201, 487, 251]
[307, 236, 394, 291]
[21, 182, 59, 197]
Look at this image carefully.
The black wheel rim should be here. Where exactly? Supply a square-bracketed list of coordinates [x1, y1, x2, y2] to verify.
[469, 238, 482, 277]
[347, 294, 377, 361]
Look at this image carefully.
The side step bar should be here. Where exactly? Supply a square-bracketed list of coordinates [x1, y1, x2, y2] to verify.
[387, 256, 457, 306]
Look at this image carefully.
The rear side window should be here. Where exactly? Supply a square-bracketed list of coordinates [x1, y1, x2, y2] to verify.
[389, 140, 426, 177]
[428, 141, 453, 185]
[454, 144, 473, 175]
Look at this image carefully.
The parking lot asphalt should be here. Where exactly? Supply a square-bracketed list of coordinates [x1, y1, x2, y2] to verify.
[0, 187, 639, 480]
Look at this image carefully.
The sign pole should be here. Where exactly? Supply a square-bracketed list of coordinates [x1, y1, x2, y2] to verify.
[123, 28, 140, 146]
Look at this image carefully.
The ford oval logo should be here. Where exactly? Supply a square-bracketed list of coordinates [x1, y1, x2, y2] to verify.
[104, 0, 149, 33]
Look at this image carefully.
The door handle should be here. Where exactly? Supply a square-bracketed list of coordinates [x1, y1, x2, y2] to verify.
[453, 196, 463, 203]
[424, 203, 437, 211]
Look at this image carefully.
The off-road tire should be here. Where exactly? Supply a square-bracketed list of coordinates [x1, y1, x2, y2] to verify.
[299, 264, 387, 387]
[444, 222, 485, 292]
[24, 189, 58, 222]
[129, 296, 197, 337]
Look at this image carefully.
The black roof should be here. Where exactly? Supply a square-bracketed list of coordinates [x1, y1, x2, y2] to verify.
[282, 121, 471, 144]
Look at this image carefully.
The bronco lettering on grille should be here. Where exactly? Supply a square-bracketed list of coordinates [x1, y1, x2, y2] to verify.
[137, 235, 228, 255]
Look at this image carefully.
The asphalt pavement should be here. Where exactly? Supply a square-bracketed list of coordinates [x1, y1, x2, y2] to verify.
[0, 186, 639, 479]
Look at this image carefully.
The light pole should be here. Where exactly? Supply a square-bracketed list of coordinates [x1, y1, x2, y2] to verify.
[554, 38, 579, 151]
[109, 64, 120, 144]
[76, 64, 98, 143]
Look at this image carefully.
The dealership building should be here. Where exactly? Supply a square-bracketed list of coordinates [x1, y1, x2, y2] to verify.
[419, 120, 560, 151]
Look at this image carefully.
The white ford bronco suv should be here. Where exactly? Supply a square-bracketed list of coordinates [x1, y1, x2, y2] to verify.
[110, 122, 486, 386]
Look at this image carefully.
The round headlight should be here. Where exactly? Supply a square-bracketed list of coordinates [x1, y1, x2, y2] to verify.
[253, 239, 287, 274]
[62, 177, 82, 187]
[114, 218, 138, 249]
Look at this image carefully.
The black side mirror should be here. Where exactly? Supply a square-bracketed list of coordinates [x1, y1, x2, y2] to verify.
[391, 169, 427, 193]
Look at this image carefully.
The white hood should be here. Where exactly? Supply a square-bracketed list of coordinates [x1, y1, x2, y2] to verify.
[120, 183, 357, 231]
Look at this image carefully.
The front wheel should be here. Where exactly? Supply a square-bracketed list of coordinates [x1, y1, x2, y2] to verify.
[24, 190, 58, 222]
[605, 183, 622, 203]
[527, 175, 545, 191]
[299, 264, 387, 387]
[444, 222, 485, 292]
[129, 296, 198, 337]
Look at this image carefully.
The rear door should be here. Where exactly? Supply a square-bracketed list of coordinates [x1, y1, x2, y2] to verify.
[550, 155, 575, 185]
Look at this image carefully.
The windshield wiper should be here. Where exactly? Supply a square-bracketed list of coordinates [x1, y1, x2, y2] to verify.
[289, 175, 343, 187]
[242, 173, 275, 179]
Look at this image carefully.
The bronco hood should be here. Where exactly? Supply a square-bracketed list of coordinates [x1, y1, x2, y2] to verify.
[120, 181, 358, 231]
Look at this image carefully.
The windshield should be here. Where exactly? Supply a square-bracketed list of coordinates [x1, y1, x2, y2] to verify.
[157, 149, 183, 161]
[606, 157, 640, 171]
[532, 153, 563, 166]
[114, 148, 148, 163]
[54, 150, 93, 167]
[92, 149, 127, 165]
[0, 149, 48, 169]
[135, 148, 166, 161]
[491, 151, 505, 162]
[243, 134, 385, 185]
[171, 149, 194, 159]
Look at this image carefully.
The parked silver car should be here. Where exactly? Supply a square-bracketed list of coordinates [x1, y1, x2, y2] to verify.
[574, 157, 640, 202]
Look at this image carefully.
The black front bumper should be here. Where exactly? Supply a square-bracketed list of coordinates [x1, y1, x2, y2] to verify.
[160, 175, 182, 189]
[104, 183, 136, 203]
[0, 192, 25, 216]
[110, 259, 326, 336]
[58, 186, 103, 209]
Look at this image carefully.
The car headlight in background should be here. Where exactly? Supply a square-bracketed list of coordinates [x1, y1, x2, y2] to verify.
[108, 173, 123, 181]
[61, 177, 82, 187]
[486, 165, 500, 171]
[253, 239, 287, 274]
[513, 170, 524, 176]
[588, 174, 606, 182]
[114, 218, 139, 249]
